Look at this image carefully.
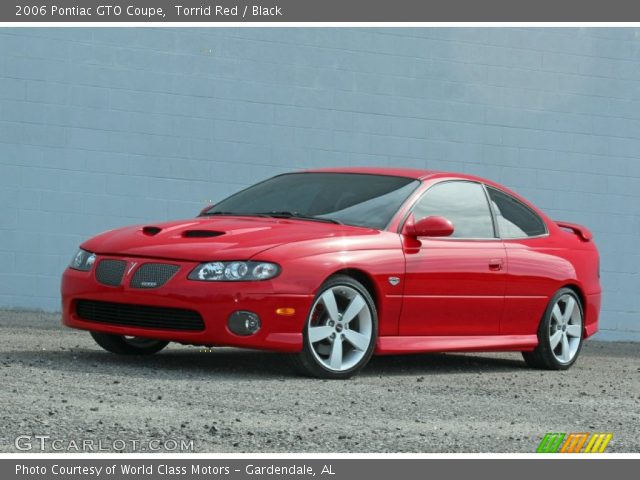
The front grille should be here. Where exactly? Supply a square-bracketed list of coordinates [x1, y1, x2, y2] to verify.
[95, 260, 127, 287]
[76, 300, 204, 331]
[130, 263, 180, 289]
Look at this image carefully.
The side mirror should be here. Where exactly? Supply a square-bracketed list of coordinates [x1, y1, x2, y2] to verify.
[404, 215, 454, 238]
[199, 203, 214, 216]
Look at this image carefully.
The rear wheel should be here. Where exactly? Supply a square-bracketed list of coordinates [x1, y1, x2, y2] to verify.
[90, 332, 169, 355]
[292, 275, 377, 379]
[522, 288, 584, 370]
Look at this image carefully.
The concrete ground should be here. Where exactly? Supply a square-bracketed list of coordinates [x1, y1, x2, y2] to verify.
[0, 310, 638, 453]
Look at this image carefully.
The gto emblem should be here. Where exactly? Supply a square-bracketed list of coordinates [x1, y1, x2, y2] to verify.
[141, 281, 158, 288]
[127, 262, 138, 276]
[388, 276, 400, 286]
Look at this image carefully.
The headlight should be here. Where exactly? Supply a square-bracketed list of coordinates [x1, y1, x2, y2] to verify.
[69, 248, 96, 271]
[188, 261, 280, 281]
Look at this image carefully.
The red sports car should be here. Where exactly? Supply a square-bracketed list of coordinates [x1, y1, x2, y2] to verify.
[61, 168, 601, 378]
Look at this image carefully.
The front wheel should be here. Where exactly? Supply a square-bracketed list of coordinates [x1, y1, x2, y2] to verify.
[292, 275, 378, 379]
[522, 288, 584, 370]
[90, 332, 169, 355]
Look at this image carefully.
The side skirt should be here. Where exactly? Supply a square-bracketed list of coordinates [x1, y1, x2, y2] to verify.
[375, 335, 538, 355]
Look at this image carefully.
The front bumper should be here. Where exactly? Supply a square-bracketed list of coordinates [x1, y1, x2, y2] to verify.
[61, 256, 311, 352]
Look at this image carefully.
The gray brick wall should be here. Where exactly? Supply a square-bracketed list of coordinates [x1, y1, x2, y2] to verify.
[0, 28, 638, 340]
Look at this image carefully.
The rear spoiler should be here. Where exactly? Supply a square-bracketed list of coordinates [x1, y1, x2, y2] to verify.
[555, 221, 593, 241]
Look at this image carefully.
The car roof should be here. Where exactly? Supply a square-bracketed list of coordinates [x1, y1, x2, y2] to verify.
[303, 167, 495, 184]
[304, 167, 439, 180]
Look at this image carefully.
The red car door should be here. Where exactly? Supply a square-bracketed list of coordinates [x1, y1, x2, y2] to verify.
[399, 180, 506, 336]
[483, 186, 560, 336]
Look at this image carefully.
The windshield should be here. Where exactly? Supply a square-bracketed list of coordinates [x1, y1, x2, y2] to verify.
[204, 173, 420, 230]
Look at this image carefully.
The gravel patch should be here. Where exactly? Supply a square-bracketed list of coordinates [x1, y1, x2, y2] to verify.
[0, 309, 638, 453]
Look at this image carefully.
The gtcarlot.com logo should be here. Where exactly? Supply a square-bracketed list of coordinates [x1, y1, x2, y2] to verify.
[536, 432, 613, 453]
[14, 435, 194, 452]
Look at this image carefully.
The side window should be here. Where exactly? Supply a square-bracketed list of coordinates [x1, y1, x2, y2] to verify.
[487, 187, 547, 238]
[413, 181, 496, 238]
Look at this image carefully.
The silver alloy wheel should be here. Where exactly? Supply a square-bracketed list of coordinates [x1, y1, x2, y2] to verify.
[307, 285, 373, 372]
[548, 294, 582, 364]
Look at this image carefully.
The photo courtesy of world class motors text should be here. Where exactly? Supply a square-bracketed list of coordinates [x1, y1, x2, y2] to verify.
[14, 463, 328, 476]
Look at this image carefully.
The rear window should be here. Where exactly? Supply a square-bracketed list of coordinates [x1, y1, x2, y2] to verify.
[487, 187, 547, 238]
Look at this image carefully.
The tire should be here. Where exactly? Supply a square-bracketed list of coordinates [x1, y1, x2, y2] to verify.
[90, 332, 169, 355]
[522, 288, 584, 370]
[292, 275, 378, 379]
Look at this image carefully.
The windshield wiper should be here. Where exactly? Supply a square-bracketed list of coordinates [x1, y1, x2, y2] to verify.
[199, 211, 269, 218]
[201, 210, 341, 225]
[256, 211, 342, 225]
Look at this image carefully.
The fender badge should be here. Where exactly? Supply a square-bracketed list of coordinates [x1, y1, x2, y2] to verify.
[388, 276, 400, 286]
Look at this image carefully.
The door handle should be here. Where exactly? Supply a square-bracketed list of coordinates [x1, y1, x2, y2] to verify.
[489, 259, 504, 271]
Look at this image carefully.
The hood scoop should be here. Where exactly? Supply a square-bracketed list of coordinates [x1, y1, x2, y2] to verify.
[141, 226, 224, 239]
[182, 230, 224, 238]
[142, 226, 162, 236]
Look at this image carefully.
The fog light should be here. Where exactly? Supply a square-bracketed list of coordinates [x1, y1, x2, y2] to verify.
[227, 311, 261, 336]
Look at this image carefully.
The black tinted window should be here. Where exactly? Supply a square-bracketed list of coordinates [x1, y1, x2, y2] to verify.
[413, 181, 496, 238]
[207, 173, 419, 230]
[487, 187, 547, 238]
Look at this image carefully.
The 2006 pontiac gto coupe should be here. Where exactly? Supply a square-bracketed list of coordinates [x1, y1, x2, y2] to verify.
[62, 168, 601, 378]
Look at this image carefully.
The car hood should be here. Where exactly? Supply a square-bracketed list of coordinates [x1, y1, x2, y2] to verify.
[81, 216, 376, 261]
